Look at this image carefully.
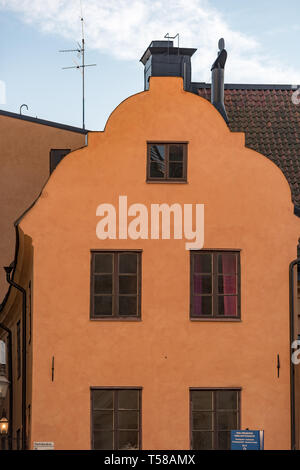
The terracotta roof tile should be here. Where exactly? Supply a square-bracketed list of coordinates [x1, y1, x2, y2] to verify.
[197, 86, 300, 206]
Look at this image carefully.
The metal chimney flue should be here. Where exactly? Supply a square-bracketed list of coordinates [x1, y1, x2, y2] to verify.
[211, 38, 228, 123]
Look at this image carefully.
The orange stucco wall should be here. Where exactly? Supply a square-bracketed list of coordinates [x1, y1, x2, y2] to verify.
[0, 115, 86, 300]
[19, 77, 299, 450]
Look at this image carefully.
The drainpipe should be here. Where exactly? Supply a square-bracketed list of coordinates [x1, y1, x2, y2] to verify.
[4, 266, 27, 450]
[290, 250, 300, 450]
[0, 322, 12, 450]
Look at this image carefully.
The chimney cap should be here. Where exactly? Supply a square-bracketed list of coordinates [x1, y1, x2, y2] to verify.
[140, 41, 197, 65]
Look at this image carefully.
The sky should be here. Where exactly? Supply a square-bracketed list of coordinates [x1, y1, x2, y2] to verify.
[0, 0, 299, 131]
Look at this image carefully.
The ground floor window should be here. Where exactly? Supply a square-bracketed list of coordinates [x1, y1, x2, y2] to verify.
[91, 388, 141, 450]
[190, 388, 240, 450]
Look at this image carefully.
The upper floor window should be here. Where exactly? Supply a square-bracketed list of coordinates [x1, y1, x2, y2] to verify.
[147, 142, 187, 182]
[190, 250, 240, 319]
[90, 251, 141, 320]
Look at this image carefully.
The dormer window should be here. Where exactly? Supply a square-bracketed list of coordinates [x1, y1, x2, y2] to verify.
[147, 142, 187, 182]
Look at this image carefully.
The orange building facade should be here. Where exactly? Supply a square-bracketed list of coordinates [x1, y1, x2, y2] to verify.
[1, 73, 299, 450]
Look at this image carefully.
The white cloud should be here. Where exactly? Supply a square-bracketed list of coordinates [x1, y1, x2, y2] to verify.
[0, 0, 299, 83]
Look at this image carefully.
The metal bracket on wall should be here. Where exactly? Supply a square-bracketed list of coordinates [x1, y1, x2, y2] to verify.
[51, 356, 54, 382]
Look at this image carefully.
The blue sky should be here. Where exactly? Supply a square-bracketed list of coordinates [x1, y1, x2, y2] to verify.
[0, 0, 299, 131]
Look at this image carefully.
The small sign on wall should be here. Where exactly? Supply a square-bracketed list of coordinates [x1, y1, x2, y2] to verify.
[231, 430, 264, 450]
[33, 441, 55, 450]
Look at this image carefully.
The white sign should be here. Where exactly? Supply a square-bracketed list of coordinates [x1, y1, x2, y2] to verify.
[0, 341, 6, 365]
[33, 441, 55, 450]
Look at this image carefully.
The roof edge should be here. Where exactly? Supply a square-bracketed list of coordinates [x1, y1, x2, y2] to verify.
[0, 109, 89, 134]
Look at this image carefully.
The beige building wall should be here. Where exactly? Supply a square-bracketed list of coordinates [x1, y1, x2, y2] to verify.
[0, 114, 86, 301]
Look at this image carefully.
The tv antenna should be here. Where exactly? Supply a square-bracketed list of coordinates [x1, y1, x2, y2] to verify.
[59, 1, 96, 129]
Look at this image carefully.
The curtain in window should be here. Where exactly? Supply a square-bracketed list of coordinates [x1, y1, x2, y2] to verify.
[220, 254, 236, 316]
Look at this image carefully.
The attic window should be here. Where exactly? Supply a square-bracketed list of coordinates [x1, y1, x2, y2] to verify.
[49, 149, 70, 174]
[147, 142, 187, 182]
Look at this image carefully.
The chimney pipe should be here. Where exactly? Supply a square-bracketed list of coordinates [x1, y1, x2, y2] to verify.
[211, 38, 228, 123]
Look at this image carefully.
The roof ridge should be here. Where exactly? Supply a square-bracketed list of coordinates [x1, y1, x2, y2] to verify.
[193, 82, 299, 90]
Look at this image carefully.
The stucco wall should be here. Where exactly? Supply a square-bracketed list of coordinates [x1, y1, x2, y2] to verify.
[19, 77, 300, 450]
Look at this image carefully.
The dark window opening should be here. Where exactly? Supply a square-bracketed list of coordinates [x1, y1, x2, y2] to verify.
[50, 149, 71, 174]
[190, 389, 240, 450]
[91, 388, 141, 450]
[147, 143, 187, 181]
[190, 251, 240, 319]
[90, 251, 141, 319]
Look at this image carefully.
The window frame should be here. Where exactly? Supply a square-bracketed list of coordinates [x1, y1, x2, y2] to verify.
[49, 148, 71, 174]
[90, 387, 142, 450]
[146, 142, 188, 183]
[190, 387, 241, 450]
[190, 249, 241, 321]
[90, 250, 142, 321]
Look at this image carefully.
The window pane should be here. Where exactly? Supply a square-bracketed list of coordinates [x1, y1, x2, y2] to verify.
[218, 275, 237, 294]
[94, 253, 113, 273]
[93, 431, 113, 450]
[216, 412, 238, 430]
[216, 431, 231, 450]
[118, 411, 139, 430]
[218, 253, 237, 274]
[193, 296, 212, 316]
[119, 276, 137, 294]
[119, 296, 137, 316]
[150, 162, 165, 178]
[94, 275, 112, 294]
[169, 144, 183, 161]
[194, 275, 212, 294]
[216, 390, 238, 410]
[192, 412, 212, 430]
[93, 390, 113, 410]
[192, 431, 213, 450]
[150, 145, 165, 177]
[218, 296, 237, 316]
[119, 254, 137, 274]
[169, 162, 183, 178]
[193, 254, 212, 273]
[118, 390, 139, 410]
[94, 296, 113, 316]
[93, 410, 113, 430]
[191, 391, 213, 410]
[118, 431, 139, 450]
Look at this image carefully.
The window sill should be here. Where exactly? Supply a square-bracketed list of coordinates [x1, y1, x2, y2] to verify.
[190, 317, 241, 322]
[90, 317, 142, 322]
[146, 180, 188, 184]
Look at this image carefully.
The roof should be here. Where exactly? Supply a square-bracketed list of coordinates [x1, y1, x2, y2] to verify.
[195, 84, 300, 208]
[0, 109, 89, 134]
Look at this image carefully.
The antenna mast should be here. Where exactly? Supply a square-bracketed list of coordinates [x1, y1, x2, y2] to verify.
[59, 1, 96, 129]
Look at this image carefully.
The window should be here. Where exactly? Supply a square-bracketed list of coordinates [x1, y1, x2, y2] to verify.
[147, 143, 187, 181]
[90, 251, 141, 319]
[49, 149, 70, 174]
[17, 321, 21, 379]
[190, 251, 240, 319]
[190, 389, 240, 450]
[91, 388, 141, 450]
